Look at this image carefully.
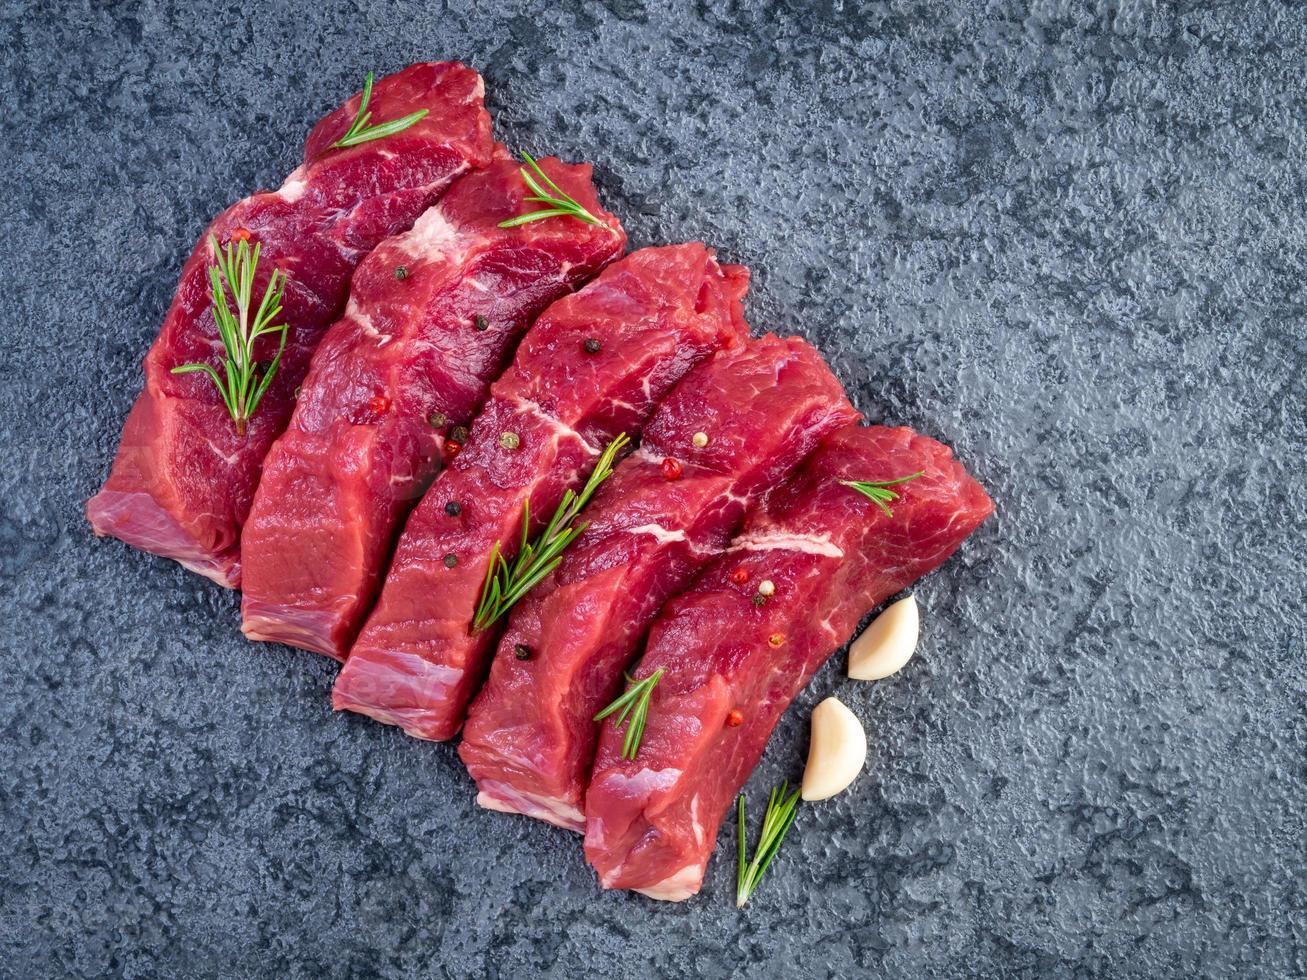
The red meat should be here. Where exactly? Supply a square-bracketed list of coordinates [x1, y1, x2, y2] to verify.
[458, 335, 859, 830]
[239, 156, 625, 657]
[333, 244, 749, 733]
[583, 425, 994, 899]
[86, 63, 494, 586]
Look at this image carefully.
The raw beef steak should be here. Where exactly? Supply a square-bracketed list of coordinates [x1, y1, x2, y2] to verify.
[333, 244, 749, 733]
[458, 335, 859, 830]
[86, 63, 494, 587]
[239, 155, 625, 657]
[584, 425, 993, 899]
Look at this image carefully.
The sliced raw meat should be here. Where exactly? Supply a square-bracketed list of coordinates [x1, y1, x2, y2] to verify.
[86, 63, 494, 587]
[239, 157, 625, 658]
[458, 335, 859, 830]
[583, 425, 993, 900]
[333, 244, 750, 734]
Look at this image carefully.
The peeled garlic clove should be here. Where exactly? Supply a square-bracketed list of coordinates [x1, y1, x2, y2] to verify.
[848, 594, 919, 681]
[800, 697, 867, 802]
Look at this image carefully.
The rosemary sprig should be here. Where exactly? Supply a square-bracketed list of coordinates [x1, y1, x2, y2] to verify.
[332, 72, 429, 148]
[736, 781, 801, 908]
[472, 432, 630, 631]
[498, 152, 610, 230]
[840, 471, 925, 517]
[171, 234, 288, 436]
[593, 668, 664, 761]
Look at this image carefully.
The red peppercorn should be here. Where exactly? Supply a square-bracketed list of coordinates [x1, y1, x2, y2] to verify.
[445, 440, 463, 459]
[768, 633, 785, 648]
[661, 457, 682, 480]
[230, 227, 252, 242]
[368, 394, 390, 414]
[730, 567, 749, 585]
[726, 709, 744, 728]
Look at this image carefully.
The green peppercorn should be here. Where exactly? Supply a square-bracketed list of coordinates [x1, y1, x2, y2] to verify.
[394, 265, 408, 280]
[443, 553, 458, 568]
[499, 431, 521, 451]
[474, 315, 489, 331]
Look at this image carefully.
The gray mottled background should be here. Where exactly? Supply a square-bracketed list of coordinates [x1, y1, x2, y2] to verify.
[1, 0, 1304, 976]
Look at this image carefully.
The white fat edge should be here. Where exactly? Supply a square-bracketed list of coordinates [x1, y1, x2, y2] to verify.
[509, 395, 601, 456]
[469, 75, 485, 103]
[599, 766, 682, 798]
[729, 530, 845, 559]
[278, 166, 309, 203]
[399, 206, 464, 262]
[626, 523, 688, 546]
[475, 786, 584, 832]
[344, 296, 392, 347]
[690, 793, 706, 848]
[203, 438, 240, 467]
[633, 864, 702, 902]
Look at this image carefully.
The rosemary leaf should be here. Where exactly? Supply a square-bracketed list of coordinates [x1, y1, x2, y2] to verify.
[736, 781, 801, 908]
[593, 669, 664, 761]
[498, 151, 611, 230]
[840, 471, 925, 517]
[332, 72, 429, 149]
[171, 235, 289, 436]
[472, 432, 630, 631]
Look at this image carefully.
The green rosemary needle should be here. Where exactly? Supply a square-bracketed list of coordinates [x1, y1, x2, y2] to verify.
[472, 432, 630, 631]
[498, 151, 610, 230]
[593, 669, 664, 761]
[332, 72, 429, 149]
[840, 471, 925, 517]
[171, 234, 288, 436]
[736, 781, 801, 908]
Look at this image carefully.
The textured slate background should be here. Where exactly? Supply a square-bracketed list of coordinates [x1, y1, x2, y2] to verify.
[2, 0, 1304, 976]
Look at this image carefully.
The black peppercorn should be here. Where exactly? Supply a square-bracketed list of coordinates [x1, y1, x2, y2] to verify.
[443, 553, 458, 568]
[394, 265, 408, 280]
[451, 425, 470, 444]
[474, 315, 489, 331]
[583, 337, 602, 354]
[444, 500, 462, 517]
[428, 410, 447, 429]
[751, 593, 767, 608]
[514, 643, 532, 661]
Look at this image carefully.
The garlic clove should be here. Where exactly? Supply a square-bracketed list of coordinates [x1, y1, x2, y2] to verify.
[800, 697, 867, 801]
[847, 594, 919, 681]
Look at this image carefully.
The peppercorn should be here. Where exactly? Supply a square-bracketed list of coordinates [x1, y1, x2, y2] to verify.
[428, 410, 447, 429]
[394, 265, 408, 280]
[474, 315, 489, 331]
[692, 432, 709, 448]
[444, 500, 462, 517]
[445, 441, 463, 459]
[514, 643, 532, 661]
[583, 337, 602, 354]
[442, 553, 458, 568]
[230, 227, 252, 242]
[661, 457, 683, 480]
[726, 709, 744, 727]
[768, 633, 785, 648]
[499, 431, 521, 450]
[752, 594, 767, 608]
[758, 579, 776, 597]
[451, 426, 470, 444]
[730, 567, 749, 585]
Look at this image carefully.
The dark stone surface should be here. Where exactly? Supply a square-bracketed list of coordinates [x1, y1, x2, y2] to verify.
[1, 0, 1304, 976]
